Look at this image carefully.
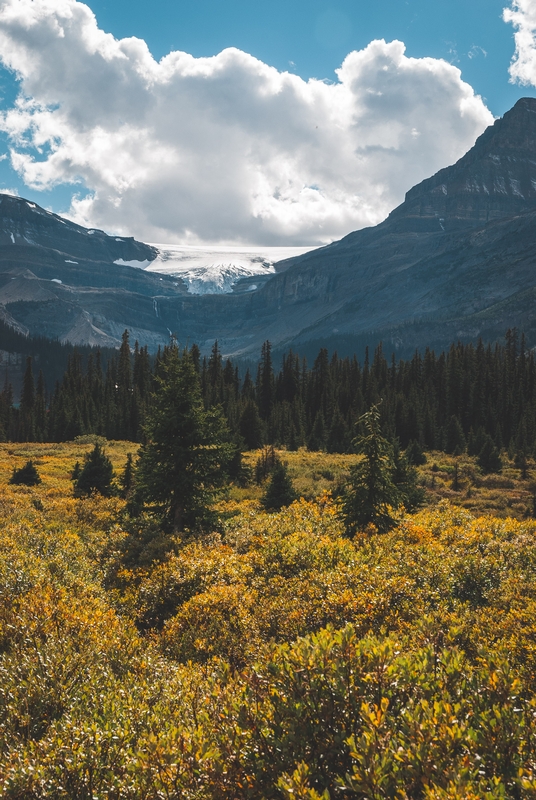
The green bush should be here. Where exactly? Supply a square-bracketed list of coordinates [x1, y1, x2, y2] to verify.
[9, 460, 41, 486]
[74, 443, 114, 496]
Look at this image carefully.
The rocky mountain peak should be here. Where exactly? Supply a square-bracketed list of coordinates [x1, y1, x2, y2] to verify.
[389, 97, 536, 232]
[0, 193, 157, 263]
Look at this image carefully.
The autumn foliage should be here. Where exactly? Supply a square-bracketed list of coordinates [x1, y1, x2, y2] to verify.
[2, 441, 536, 797]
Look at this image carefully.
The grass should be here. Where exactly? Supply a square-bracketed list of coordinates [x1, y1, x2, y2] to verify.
[238, 446, 535, 519]
[0, 439, 533, 520]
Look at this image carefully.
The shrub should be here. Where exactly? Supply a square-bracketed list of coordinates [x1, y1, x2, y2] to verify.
[262, 461, 297, 511]
[74, 443, 114, 496]
[9, 460, 41, 486]
[478, 435, 503, 474]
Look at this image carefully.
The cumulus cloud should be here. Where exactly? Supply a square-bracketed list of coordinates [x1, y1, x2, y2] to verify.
[504, 0, 536, 85]
[0, 0, 492, 244]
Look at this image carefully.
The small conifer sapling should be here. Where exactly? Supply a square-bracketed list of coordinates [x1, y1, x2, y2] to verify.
[9, 460, 41, 486]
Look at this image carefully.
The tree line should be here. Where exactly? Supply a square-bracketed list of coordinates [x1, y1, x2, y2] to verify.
[1, 328, 535, 461]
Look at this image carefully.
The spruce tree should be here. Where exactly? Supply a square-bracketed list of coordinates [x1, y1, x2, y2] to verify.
[120, 453, 135, 498]
[261, 461, 296, 511]
[405, 439, 427, 466]
[445, 415, 466, 454]
[391, 440, 425, 511]
[477, 435, 502, 474]
[257, 340, 274, 422]
[342, 405, 400, 535]
[35, 370, 47, 441]
[239, 399, 264, 449]
[135, 346, 233, 532]
[75, 443, 114, 496]
[19, 356, 36, 442]
[9, 460, 41, 486]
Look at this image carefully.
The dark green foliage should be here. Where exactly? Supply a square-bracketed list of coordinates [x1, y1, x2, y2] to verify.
[307, 410, 327, 451]
[71, 461, 81, 481]
[261, 461, 296, 511]
[2, 327, 536, 468]
[75, 443, 114, 496]
[405, 439, 427, 465]
[391, 441, 425, 511]
[467, 427, 488, 456]
[239, 400, 264, 449]
[19, 356, 35, 442]
[477, 435, 503, 474]
[342, 406, 400, 535]
[134, 345, 233, 532]
[327, 407, 350, 453]
[515, 449, 529, 479]
[451, 459, 461, 492]
[9, 460, 41, 486]
[120, 453, 134, 498]
[445, 415, 466, 454]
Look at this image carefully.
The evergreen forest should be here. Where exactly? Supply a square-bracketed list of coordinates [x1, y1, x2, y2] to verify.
[2, 328, 535, 464]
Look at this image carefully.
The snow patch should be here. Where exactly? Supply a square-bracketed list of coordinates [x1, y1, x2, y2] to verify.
[51, 278, 62, 284]
[510, 178, 524, 198]
[114, 258, 152, 269]
[65, 259, 78, 264]
[9, 233, 14, 244]
[26, 202, 36, 208]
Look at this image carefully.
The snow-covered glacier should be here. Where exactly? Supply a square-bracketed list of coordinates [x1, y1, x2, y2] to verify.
[115, 244, 315, 294]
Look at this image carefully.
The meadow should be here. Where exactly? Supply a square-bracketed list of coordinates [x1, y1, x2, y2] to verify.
[1, 440, 536, 797]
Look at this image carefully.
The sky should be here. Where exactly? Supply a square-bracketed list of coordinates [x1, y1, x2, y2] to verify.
[0, 0, 534, 245]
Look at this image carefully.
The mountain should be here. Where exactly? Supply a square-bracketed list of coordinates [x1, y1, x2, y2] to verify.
[151, 96, 536, 357]
[2, 97, 536, 356]
[0, 195, 189, 348]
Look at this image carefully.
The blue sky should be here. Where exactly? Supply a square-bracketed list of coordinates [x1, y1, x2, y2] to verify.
[89, 0, 533, 114]
[0, 0, 533, 244]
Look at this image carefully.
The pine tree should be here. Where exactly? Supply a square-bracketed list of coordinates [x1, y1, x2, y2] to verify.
[75, 443, 114, 496]
[405, 439, 427, 465]
[35, 370, 47, 441]
[19, 356, 36, 441]
[9, 460, 41, 486]
[391, 440, 425, 511]
[257, 340, 274, 422]
[445, 415, 466, 454]
[342, 405, 400, 535]
[327, 407, 350, 453]
[239, 399, 264, 449]
[308, 410, 327, 451]
[477, 435, 502, 474]
[135, 346, 233, 532]
[261, 461, 296, 511]
[120, 453, 135, 498]
[117, 330, 134, 439]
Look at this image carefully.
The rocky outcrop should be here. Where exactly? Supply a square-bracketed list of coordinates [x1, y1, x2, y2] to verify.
[392, 97, 536, 231]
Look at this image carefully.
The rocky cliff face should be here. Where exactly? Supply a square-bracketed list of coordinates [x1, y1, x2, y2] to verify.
[392, 97, 536, 232]
[2, 98, 536, 357]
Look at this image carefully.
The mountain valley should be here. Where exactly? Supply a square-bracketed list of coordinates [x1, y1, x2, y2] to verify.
[1, 97, 536, 357]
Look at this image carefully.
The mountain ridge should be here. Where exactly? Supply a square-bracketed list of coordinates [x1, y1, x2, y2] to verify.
[1, 98, 536, 355]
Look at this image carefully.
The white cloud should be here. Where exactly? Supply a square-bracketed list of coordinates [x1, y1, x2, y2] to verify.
[0, 0, 493, 245]
[504, 0, 536, 85]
